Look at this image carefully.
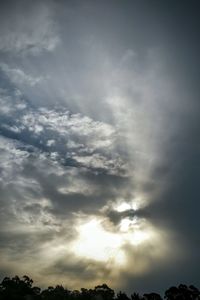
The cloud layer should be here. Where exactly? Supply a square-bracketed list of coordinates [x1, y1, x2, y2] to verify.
[0, 0, 200, 294]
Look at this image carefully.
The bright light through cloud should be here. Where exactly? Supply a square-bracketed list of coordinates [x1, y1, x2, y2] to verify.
[71, 215, 155, 266]
[119, 218, 138, 232]
[71, 218, 126, 265]
[0, 0, 198, 292]
[116, 202, 132, 212]
[115, 198, 141, 213]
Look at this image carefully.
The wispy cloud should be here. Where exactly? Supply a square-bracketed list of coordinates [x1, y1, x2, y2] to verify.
[0, 0, 59, 55]
[0, 64, 43, 86]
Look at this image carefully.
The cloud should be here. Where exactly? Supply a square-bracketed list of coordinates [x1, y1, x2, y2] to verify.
[0, 0, 200, 293]
[0, 64, 43, 86]
[0, 88, 27, 116]
[0, 86, 127, 176]
[0, 136, 30, 183]
[0, 81, 132, 289]
[0, 0, 59, 55]
[0, 51, 186, 292]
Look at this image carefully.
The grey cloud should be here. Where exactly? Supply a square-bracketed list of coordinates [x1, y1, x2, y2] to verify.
[0, 0, 200, 294]
[0, 0, 59, 55]
[105, 208, 149, 227]
[0, 64, 43, 86]
[45, 256, 115, 288]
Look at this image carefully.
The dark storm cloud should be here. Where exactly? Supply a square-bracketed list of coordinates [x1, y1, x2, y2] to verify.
[0, 0, 200, 293]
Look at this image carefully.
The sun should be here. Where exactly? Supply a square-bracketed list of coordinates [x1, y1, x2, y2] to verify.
[114, 199, 141, 212]
[71, 210, 153, 266]
[71, 218, 126, 265]
[116, 202, 132, 212]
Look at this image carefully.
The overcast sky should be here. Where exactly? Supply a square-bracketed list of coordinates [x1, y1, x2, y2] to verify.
[0, 0, 200, 295]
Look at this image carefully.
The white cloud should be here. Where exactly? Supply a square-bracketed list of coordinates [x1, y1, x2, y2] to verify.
[0, 136, 30, 183]
[18, 107, 127, 174]
[47, 139, 55, 147]
[72, 153, 127, 176]
[0, 86, 128, 176]
[58, 179, 97, 196]
[0, 88, 27, 116]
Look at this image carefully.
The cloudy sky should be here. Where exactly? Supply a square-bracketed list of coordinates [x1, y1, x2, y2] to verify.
[0, 0, 200, 294]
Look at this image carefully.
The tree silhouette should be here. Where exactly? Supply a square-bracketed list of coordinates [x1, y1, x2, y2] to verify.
[0, 275, 39, 300]
[143, 293, 162, 300]
[164, 284, 200, 300]
[0, 275, 200, 300]
[41, 285, 70, 300]
[116, 291, 130, 300]
[93, 284, 115, 300]
[131, 292, 142, 300]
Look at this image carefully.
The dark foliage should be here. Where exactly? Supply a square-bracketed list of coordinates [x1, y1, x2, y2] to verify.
[0, 276, 199, 300]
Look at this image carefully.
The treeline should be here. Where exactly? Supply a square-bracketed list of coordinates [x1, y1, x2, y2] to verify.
[0, 275, 200, 300]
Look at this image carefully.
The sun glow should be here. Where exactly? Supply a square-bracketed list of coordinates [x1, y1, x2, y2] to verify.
[71, 213, 154, 265]
[119, 218, 138, 232]
[116, 202, 132, 212]
[115, 198, 141, 213]
[71, 219, 126, 264]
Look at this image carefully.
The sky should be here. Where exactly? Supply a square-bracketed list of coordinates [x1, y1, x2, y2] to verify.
[0, 0, 200, 295]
